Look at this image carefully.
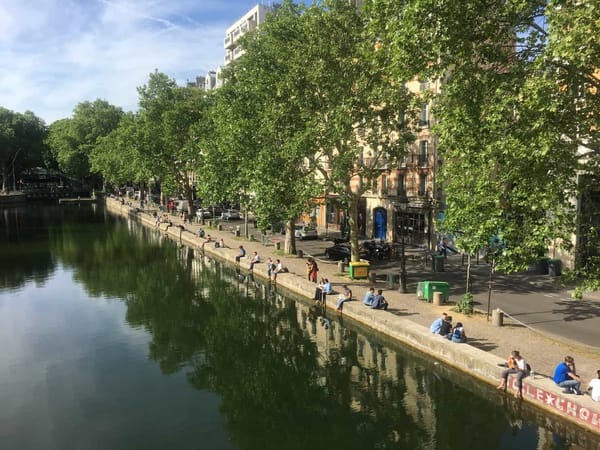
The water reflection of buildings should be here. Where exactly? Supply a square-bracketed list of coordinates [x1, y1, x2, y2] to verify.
[173, 242, 593, 450]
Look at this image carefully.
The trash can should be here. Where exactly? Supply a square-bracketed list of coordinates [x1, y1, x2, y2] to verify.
[432, 255, 445, 272]
[349, 261, 370, 280]
[297, 249, 303, 258]
[549, 259, 562, 277]
[535, 258, 549, 275]
[420, 281, 450, 303]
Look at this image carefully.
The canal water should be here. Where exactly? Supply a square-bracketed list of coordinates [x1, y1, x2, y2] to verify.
[0, 204, 594, 450]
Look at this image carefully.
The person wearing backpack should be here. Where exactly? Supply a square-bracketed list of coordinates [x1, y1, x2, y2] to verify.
[448, 322, 467, 343]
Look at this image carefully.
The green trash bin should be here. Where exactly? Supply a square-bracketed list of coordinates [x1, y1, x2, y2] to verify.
[420, 281, 450, 302]
[349, 261, 370, 280]
[432, 255, 445, 272]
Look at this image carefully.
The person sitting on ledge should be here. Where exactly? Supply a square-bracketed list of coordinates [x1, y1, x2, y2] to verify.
[438, 315, 453, 337]
[553, 356, 582, 395]
[370, 289, 389, 310]
[272, 259, 288, 282]
[497, 350, 529, 398]
[235, 245, 246, 265]
[314, 278, 332, 304]
[336, 285, 353, 312]
[430, 312, 447, 334]
[447, 322, 467, 343]
[588, 370, 600, 402]
[363, 287, 375, 306]
[249, 251, 260, 271]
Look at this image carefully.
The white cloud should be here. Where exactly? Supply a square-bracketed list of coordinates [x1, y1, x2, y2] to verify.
[0, 0, 258, 124]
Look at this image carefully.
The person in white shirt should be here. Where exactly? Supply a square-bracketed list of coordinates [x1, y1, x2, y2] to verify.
[588, 370, 600, 402]
[249, 251, 260, 271]
[497, 350, 529, 398]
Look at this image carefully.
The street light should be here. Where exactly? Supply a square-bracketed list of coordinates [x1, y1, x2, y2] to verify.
[397, 199, 408, 294]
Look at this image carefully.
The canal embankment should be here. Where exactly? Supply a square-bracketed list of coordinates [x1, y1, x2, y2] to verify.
[105, 197, 600, 435]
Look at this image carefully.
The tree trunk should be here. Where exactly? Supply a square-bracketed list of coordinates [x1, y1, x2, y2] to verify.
[284, 219, 296, 255]
[348, 193, 361, 263]
[466, 254, 472, 294]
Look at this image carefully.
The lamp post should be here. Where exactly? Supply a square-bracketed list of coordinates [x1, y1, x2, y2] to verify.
[397, 199, 408, 293]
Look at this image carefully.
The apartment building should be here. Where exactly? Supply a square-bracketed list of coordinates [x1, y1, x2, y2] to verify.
[224, 4, 276, 65]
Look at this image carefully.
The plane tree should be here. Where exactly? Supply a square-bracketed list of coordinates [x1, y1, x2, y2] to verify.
[90, 112, 153, 192]
[136, 71, 214, 211]
[199, 1, 322, 254]
[299, 0, 416, 261]
[0, 108, 46, 192]
[369, 0, 598, 296]
[202, 0, 416, 257]
[46, 99, 123, 187]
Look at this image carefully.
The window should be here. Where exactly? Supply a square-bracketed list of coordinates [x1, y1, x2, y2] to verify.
[327, 203, 335, 224]
[381, 175, 388, 195]
[419, 174, 427, 196]
[419, 140, 428, 166]
[419, 104, 429, 127]
[396, 174, 405, 196]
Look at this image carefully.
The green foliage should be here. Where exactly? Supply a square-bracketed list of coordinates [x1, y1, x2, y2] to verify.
[0, 107, 47, 192]
[136, 71, 213, 205]
[46, 99, 123, 184]
[453, 292, 474, 315]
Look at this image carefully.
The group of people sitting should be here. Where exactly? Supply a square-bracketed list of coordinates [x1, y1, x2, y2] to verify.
[496, 352, 600, 401]
[429, 312, 467, 343]
[313, 278, 332, 304]
[267, 257, 288, 282]
[362, 287, 389, 311]
[552, 355, 600, 400]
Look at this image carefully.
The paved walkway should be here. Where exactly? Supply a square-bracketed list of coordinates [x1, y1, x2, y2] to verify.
[113, 198, 600, 431]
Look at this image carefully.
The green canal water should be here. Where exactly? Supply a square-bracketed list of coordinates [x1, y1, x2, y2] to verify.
[0, 204, 593, 450]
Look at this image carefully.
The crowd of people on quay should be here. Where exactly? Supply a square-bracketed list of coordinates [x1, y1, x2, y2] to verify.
[143, 201, 599, 407]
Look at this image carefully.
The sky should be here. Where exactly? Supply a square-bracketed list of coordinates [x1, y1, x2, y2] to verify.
[0, 0, 269, 124]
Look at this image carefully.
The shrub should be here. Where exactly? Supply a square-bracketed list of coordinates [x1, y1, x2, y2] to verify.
[453, 292, 474, 315]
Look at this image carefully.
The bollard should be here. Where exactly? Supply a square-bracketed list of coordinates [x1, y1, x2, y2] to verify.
[433, 291, 443, 306]
[337, 261, 345, 273]
[297, 249, 303, 258]
[217, 224, 222, 231]
[275, 242, 281, 250]
[492, 308, 504, 327]
[368, 271, 377, 283]
[386, 273, 395, 288]
[234, 229, 241, 237]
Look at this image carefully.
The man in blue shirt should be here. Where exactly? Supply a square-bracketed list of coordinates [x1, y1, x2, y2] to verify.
[363, 287, 375, 306]
[371, 289, 389, 310]
[430, 312, 448, 333]
[553, 356, 582, 395]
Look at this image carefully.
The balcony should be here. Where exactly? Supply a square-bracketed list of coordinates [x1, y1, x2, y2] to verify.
[224, 34, 234, 49]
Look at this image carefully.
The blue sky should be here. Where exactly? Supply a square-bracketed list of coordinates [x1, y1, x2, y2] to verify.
[0, 0, 269, 124]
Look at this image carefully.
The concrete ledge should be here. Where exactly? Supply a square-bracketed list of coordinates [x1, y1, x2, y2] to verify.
[106, 198, 600, 434]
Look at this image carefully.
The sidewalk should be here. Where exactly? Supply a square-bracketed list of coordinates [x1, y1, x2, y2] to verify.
[112, 198, 600, 433]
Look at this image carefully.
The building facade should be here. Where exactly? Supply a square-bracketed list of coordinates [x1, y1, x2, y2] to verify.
[224, 4, 276, 66]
